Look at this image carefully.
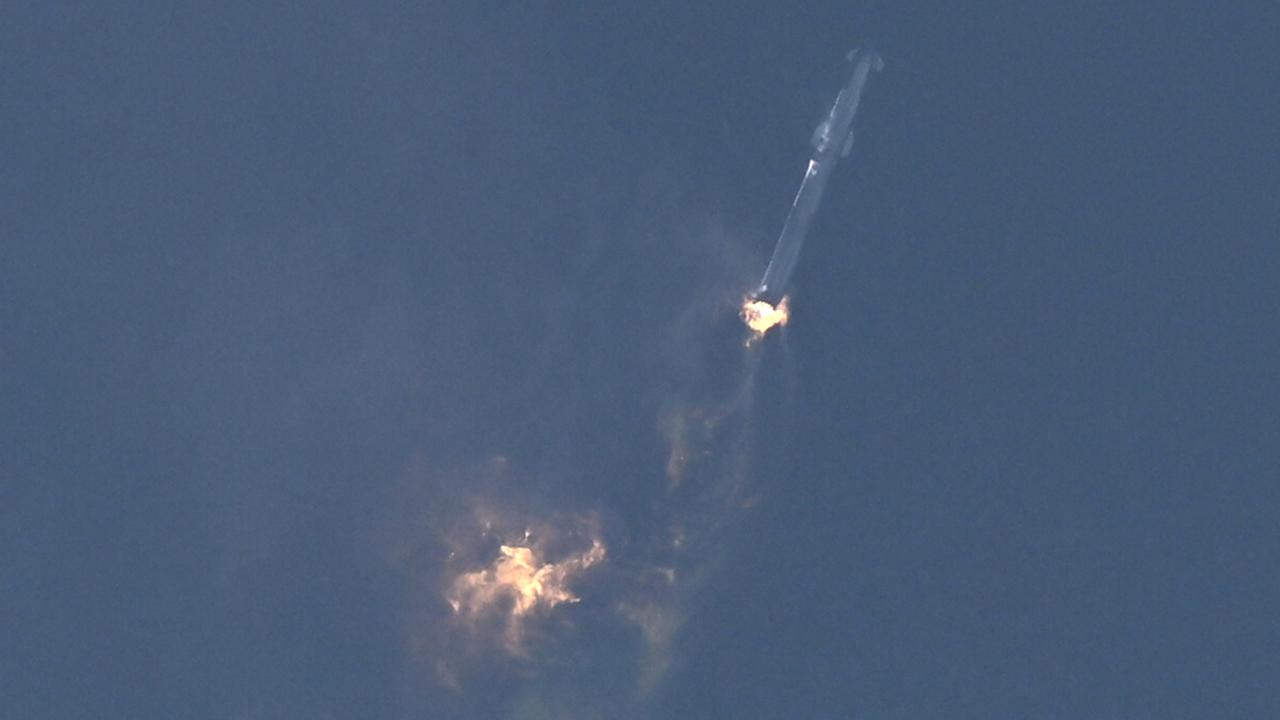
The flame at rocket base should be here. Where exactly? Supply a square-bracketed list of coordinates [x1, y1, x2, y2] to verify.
[740, 295, 790, 343]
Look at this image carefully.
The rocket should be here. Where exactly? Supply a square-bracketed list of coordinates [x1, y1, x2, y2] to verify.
[751, 48, 883, 306]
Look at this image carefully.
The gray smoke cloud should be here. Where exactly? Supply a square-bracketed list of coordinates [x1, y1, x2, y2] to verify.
[67, 7, 797, 718]
[377, 171, 791, 717]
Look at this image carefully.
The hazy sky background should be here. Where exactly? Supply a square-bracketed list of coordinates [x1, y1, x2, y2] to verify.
[4, 3, 1278, 718]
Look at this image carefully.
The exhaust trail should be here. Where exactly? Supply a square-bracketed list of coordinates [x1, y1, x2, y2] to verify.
[743, 48, 883, 339]
[403, 50, 883, 717]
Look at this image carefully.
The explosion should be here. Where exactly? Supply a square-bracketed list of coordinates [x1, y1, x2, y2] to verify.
[448, 534, 606, 654]
[740, 295, 790, 339]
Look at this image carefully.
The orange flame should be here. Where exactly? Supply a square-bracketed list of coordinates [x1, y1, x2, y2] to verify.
[740, 295, 790, 339]
[447, 537, 606, 654]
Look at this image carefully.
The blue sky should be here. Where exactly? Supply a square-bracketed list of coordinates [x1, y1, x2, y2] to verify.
[4, 4, 1278, 718]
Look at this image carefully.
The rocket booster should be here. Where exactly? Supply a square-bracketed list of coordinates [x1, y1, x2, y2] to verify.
[752, 48, 883, 305]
